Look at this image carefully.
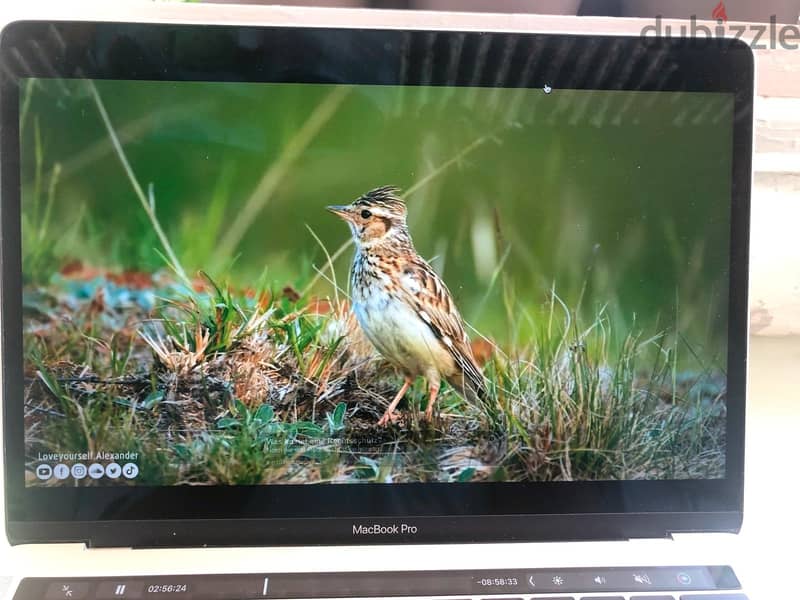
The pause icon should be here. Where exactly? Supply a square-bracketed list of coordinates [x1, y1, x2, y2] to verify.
[114, 585, 126, 596]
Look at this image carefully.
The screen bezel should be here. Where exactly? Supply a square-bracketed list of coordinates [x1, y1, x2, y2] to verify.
[1, 20, 752, 546]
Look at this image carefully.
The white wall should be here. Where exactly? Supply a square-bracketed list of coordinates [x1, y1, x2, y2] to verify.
[751, 97, 800, 335]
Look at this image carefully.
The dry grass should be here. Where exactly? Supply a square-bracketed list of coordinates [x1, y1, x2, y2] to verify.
[23, 269, 725, 486]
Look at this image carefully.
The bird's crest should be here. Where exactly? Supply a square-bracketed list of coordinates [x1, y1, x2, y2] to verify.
[354, 186, 405, 213]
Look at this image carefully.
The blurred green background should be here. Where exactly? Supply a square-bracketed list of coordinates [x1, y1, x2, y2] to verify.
[21, 78, 733, 366]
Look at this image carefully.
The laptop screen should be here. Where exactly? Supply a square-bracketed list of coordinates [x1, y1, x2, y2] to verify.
[21, 78, 733, 485]
[2, 22, 752, 545]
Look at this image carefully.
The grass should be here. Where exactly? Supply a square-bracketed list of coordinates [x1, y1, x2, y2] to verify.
[23, 266, 726, 485]
[21, 118, 67, 285]
[20, 84, 727, 486]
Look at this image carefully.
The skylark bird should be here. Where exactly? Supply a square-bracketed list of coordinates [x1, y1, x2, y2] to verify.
[327, 186, 486, 426]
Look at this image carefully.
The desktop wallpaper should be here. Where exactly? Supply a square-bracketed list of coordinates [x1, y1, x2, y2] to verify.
[21, 79, 732, 486]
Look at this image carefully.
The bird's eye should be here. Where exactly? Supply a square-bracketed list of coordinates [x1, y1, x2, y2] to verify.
[360, 209, 372, 219]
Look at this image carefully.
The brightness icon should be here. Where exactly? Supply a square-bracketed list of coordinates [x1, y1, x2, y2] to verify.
[552, 576, 564, 586]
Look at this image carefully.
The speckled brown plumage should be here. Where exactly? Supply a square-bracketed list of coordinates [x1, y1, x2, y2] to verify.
[327, 186, 486, 425]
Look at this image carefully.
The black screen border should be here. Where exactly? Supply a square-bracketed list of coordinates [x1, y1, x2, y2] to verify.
[1, 20, 752, 546]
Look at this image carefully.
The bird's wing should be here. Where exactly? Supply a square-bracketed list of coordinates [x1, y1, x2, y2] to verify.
[395, 257, 485, 395]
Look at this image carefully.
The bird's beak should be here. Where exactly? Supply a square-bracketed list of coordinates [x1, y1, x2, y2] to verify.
[326, 205, 352, 221]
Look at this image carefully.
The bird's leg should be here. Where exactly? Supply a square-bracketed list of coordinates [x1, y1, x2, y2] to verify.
[423, 378, 440, 422]
[378, 377, 413, 426]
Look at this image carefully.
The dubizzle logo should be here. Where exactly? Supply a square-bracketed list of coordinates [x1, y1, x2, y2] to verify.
[639, 0, 800, 50]
[711, 1, 728, 23]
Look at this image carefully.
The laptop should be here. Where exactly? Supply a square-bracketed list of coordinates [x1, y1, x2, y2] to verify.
[0, 8, 753, 600]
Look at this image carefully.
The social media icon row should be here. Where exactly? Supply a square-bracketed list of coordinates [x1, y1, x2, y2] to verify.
[36, 462, 139, 481]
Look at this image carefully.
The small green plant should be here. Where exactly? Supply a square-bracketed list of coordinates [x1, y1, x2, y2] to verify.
[163, 399, 349, 485]
[325, 402, 347, 434]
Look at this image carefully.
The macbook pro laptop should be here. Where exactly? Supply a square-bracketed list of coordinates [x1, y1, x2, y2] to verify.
[0, 11, 753, 600]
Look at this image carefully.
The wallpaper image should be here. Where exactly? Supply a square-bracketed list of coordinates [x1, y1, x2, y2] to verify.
[21, 79, 732, 486]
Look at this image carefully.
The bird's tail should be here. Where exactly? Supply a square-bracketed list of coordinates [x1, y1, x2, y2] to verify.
[446, 364, 488, 407]
[446, 357, 505, 428]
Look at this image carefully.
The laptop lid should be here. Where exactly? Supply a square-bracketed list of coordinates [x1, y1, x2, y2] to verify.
[1, 19, 752, 547]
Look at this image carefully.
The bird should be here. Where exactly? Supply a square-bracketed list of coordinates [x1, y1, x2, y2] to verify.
[327, 185, 486, 426]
